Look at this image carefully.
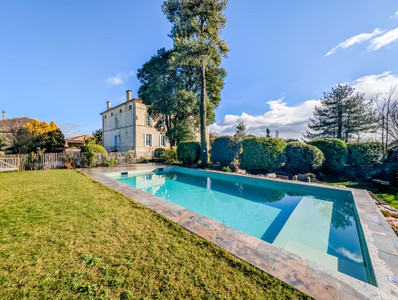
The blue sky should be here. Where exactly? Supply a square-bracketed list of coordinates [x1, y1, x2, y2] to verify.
[1, 0, 398, 138]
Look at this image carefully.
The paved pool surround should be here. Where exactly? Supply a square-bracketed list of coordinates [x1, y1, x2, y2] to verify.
[85, 164, 398, 300]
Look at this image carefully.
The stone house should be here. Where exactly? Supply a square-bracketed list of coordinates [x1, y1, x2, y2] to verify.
[0, 111, 33, 148]
[101, 90, 169, 157]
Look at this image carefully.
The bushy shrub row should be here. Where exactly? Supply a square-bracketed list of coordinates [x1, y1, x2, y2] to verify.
[240, 137, 286, 172]
[347, 142, 383, 167]
[307, 139, 347, 172]
[177, 142, 201, 165]
[210, 136, 241, 167]
[284, 141, 324, 174]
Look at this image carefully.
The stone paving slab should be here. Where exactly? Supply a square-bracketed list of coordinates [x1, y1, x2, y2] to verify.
[84, 164, 398, 300]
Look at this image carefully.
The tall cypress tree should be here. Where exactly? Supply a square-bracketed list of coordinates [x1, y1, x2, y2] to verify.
[162, 0, 229, 167]
[305, 84, 376, 142]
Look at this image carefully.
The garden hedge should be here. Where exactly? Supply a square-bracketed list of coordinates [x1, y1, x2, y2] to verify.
[160, 147, 178, 164]
[210, 136, 241, 167]
[154, 148, 166, 159]
[240, 137, 286, 172]
[284, 141, 324, 174]
[177, 142, 201, 165]
[347, 142, 383, 167]
[307, 139, 347, 172]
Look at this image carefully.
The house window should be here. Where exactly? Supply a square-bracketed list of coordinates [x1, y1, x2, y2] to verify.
[115, 118, 118, 129]
[145, 134, 153, 146]
[160, 135, 167, 147]
[146, 114, 152, 126]
[114, 135, 118, 148]
[120, 109, 122, 113]
[111, 112, 113, 116]
[104, 115, 106, 119]
[129, 105, 132, 110]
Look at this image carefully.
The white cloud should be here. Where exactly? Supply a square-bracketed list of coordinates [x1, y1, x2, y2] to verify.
[105, 70, 135, 86]
[390, 11, 398, 19]
[211, 72, 398, 139]
[351, 71, 398, 99]
[368, 26, 398, 51]
[106, 73, 124, 86]
[210, 98, 320, 139]
[325, 28, 384, 56]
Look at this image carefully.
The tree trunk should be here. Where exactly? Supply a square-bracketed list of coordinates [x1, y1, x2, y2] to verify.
[200, 64, 208, 167]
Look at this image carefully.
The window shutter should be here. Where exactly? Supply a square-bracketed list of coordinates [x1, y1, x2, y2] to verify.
[144, 134, 146, 146]
[150, 134, 153, 146]
[159, 135, 162, 147]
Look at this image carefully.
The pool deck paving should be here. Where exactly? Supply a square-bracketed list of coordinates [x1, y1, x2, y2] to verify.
[85, 164, 398, 300]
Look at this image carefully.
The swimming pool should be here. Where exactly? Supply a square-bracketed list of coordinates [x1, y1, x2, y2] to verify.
[115, 167, 375, 284]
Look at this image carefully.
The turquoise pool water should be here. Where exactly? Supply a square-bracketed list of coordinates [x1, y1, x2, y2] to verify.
[116, 169, 374, 284]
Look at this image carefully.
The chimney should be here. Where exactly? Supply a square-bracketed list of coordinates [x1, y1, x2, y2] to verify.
[107, 101, 111, 110]
[2, 111, 5, 120]
[126, 90, 132, 101]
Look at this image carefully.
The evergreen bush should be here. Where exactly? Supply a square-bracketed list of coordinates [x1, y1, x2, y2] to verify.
[307, 139, 347, 172]
[154, 148, 166, 159]
[160, 147, 178, 164]
[240, 137, 286, 172]
[347, 142, 383, 167]
[284, 141, 324, 174]
[177, 142, 201, 165]
[210, 136, 241, 167]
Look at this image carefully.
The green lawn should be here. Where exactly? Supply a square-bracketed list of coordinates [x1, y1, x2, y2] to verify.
[0, 170, 309, 299]
[321, 181, 398, 210]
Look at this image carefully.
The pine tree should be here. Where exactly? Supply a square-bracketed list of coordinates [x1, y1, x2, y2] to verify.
[305, 84, 376, 142]
[163, 0, 229, 167]
[234, 121, 246, 141]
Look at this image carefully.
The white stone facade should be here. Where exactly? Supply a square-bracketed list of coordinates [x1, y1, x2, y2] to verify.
[101, 90, 168, 157]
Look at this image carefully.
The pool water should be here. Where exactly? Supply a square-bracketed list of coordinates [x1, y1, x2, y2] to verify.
[117, 170, 374, 284]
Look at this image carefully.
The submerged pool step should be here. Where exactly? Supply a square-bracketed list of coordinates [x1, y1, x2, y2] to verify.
[273, 196, 336, 269]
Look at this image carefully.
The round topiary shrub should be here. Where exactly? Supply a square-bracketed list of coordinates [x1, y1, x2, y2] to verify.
[307, 139, 347, 173]
[240, 137, 286, 172]
[210, 136, 241, 167]
[154, 148, 166, 159]
[177, 141, 201, 165]
[284, 141, 324, 175]
[347, 142, 383, 167]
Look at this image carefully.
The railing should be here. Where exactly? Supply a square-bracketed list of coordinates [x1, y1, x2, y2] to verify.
[0, 155, 19, 172]
[0, 151, 147, 173]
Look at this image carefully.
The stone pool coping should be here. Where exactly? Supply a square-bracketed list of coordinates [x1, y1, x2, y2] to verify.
[84, 164, 398, 300]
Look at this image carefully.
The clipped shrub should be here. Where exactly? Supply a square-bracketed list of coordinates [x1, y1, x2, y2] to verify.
[347, 142, 383, 167]
[210, 136, 241, 167]
[81, 144, 107, 167]
[240, 137, 286, 172]
[103, 158, 117, 167]
[160, 147, 178, 164]
[154, 148, 166, 159]
[307, 139, 347, 172]
[284, 141, 324, 175]
[177, 141, 201, 165]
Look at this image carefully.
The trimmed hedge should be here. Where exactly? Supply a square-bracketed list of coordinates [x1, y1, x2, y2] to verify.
[210, 136, 241, 167]
[347, 142, 383, 167]
[284, 141, 324, 174]
[240, 137, 286, 171]
[154, 148, 166, 159]
[81, 144, 107, 167]
[307, 139, 347, 172]
[160, 147, 178, 164]
[177, 142, 201, 165]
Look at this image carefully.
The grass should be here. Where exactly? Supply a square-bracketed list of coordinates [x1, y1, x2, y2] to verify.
[0, 170, 310, 299]
[321, 181, 398, 210]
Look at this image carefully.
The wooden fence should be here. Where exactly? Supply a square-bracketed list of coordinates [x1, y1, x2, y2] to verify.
[0, 151, 144, 173]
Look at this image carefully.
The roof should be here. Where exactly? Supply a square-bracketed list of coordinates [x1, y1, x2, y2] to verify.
[100, 98, 143, 115]
[65, 134, 92, 143]
[0, 117, 33, 133]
